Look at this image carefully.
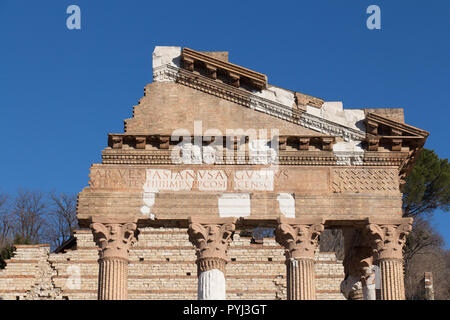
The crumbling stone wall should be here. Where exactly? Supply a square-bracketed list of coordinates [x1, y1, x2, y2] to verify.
[0, 228, 345, 300]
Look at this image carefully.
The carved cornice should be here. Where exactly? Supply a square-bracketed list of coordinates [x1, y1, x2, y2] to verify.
[187, 217, 236, 271]
[299, 112, 366, 142]
[362, 152, 408, 167]
[182, 47, 268, 90]
[294, 92, 324, 109]
[90, 221, 139, 261]
[101, 147, 412, 170]
[366, 113, 429, 138]
[334, 151, 364, 166]
[365, 218, 413, 261]
[364, 113, 428, 178]
[107, 134, 335, 151]
[275, 218, 324, 260]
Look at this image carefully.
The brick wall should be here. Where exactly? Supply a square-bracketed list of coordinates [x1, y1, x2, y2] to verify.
[0, 228, 345, 300]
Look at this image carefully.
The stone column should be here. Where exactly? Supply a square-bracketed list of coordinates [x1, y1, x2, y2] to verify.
[341, 227, 375, 300]
[90, 219, 139, 300]
[422, 272, 434, 300]
[362, 265, 377, 300]
[366, 218, 413, 300]
[187, 217, 236, 300]
[275, 217, 324, 300]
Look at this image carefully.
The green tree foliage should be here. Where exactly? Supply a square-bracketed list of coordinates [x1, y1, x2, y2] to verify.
[403, 149, 449, 217]
[401, 148, 450, 299]
[0, 236, 32, 269]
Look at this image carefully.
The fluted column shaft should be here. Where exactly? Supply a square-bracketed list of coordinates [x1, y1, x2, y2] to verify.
[275, 217, 324, 300]
[197, 258, 226, 300]
[188, 217, 236, 300]
[366, 218, 412, 300]
[378, 259, 405, 300]
[98, 258, 128, 300]
[90, 219, 138, 300]
[287, 258, 316, 300]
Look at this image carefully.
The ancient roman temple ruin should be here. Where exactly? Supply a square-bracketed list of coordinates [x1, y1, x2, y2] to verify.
[0, 47, 429, 300]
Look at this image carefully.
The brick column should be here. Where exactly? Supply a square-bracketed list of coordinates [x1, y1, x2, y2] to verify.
[188, 217, 236, 300]
[366, 218, 413, 300]
[90, 219, 139, 300]
[275, 217, 324, 300]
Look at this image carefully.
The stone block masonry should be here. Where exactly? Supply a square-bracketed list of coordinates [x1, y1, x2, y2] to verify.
[0, 228, 345, 300]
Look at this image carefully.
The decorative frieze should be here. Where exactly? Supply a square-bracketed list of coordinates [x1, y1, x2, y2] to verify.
[332, 168, 399, 194]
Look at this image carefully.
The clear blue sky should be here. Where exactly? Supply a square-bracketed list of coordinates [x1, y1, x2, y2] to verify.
[0, 1, 448, 246]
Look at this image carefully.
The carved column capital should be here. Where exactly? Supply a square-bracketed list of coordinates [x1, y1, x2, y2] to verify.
[275, 218, 324, 260]
[365, 218, 413, 261]
[188, 217, 236, 273]
[90, 220, 139, 261]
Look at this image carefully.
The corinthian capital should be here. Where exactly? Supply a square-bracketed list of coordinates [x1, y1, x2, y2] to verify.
[275, 218, 324, 260]
[188, 217, 236, 270]
[366, 218, 413, 261]
[90, 219, 139, 261]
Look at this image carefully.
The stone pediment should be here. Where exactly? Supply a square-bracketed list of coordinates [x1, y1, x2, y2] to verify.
[145, 46, 367, 143]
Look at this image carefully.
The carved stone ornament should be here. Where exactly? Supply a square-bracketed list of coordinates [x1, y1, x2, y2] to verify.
[342, 228, 374, 278]
[275, 219, 324, 260]
[366, 219, 413, 261]
[90, 222, 139, 261]
[188, 218, 236, 272]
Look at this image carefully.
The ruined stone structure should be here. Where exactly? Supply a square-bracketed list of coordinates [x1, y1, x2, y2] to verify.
[0, 46, 428, 300]
[0, 230, 344, 300]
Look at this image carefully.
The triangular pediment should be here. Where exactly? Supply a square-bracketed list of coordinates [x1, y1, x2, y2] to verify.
[147, 47, 368, 143]
[125, 81, 330, 137]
